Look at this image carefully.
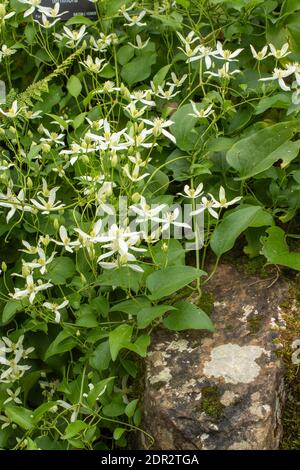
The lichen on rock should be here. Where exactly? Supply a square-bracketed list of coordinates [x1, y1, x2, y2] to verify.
[140, 263, 288, 450]
[203, 343, 267, 385]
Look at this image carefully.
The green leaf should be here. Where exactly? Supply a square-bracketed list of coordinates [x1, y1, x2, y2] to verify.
[97, 267, 144, 293]
[152, 12, 183, 31]
[110, 297, 151, 315]
[261, 226, 300, 271]
[147, 163, 169, 195]
[280, 140, 300, 168]
[102, 398, 126, 417]
[73, 112, 87, 130]
[146, 266, 206, 300]
[282, 0, 300, 15]
[125, 399, 139, 418]
[33, 402, 57, 423]
[46, 113, 69, 130]
[170, 103, 200, 151]
[63, 421, 88, 440]
[121, 53, 157, 86]
[45, 257, 76, 285]
[87, 377, 115, 407]
[104, 0, 130, 16]
[34, 84, 63, 113]
[89, 340, 111, 371]
[286, 12, 300, 54]
[66, 16, 94, 26]
[24, 23, 37, 45]
[226, 106, 253, 134]
[166, 149, 190, 181]
[67, 75, 82, 98]
[21, 371, 40, 403]
[210, 206, 261, 257]
[90, 295, 109, 317]
[120, 358, 138, 378]
[246, 206, 274, 227]
[1, 299, 26, 325]
[163, 301, 214, 331]
[152, 64, 171, 87]
[244, 227, 266, 258]
[113, 427, 126, 440]
[99, 64, 115, 79]
[292, 170, 300, 184]
[137, 305, 175, 329]
[254, 94, 290, 115]
[26, 438, 40, 450]
[226, 122, 297, 179]
[109, 324, 133, 361]
[117, 45, 134, 65]
[76, 313, 98, 328]
[5, 406, 34, 430]
[125, 334, 150, 357]
[34, 436, 66, 450]
[45, 330, 77, 360]
[176, 0, 190, 7]
[150, 239, 185, 268]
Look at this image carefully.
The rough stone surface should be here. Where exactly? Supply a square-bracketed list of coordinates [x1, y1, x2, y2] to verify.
[139, 263, 288, 450]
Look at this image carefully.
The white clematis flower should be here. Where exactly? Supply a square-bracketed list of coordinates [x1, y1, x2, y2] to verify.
[123, 10, 147, 27]
[178, 183, 204, 199]
[43, 300, 69, 323]
[259, 67, 294, 91]
[188, 101, 214, 119]
[250, 44, 268, 61]
[268, 42, 290, 59]
[212, 41, 243, 62]
[10, 275, 53, 304]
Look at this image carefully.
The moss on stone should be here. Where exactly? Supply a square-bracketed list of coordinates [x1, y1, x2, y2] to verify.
[242, 257, 269, 277]
[223, 253, 270, 278]
[200, 386, 225, 419]
[247, 315, 263, 334]
[198, 291, 215, 316]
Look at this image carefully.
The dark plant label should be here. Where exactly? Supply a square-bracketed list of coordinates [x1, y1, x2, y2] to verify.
[35, 0, 97, 20]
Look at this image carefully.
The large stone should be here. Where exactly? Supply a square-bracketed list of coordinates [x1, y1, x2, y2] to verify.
[140, 263, 288, 450]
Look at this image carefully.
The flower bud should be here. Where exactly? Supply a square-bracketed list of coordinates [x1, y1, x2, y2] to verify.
[111, 152, 118, 167]
[27, 177, 33, 189]
[22, 265, 31, 277]
[41, 142, 51, 153]
[53, 218, 59, 230]
[120, 84, 130, 100]
[1, 261, 7, 272]
[138, 121, 144, 132]
[131, 192, 141, 203]
[37, 124, 44, 134]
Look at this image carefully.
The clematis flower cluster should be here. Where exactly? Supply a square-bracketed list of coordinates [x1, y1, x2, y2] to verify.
[0, 1, 260, 447]
[0, 336, 34, 383]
